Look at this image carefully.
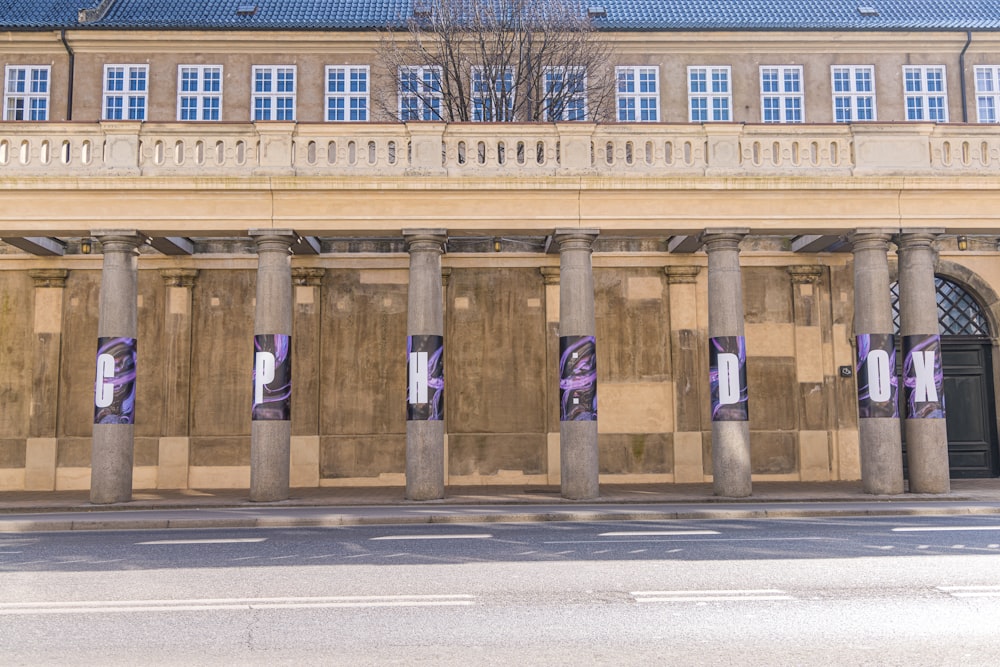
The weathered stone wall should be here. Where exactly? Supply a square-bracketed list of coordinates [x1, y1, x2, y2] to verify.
[0, 271, 32, 487]
[0, 250, 994, 491]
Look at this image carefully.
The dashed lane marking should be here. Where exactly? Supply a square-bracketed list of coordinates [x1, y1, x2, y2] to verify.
[0, 594, 477, 615]
[370, 534, 493, 541]
[137, 538, 268, 545]
[938, 586, 1000, 598]
[632, 589, 794, 603]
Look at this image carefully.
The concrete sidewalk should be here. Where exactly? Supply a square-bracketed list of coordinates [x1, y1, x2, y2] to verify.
[1, 479, 1000, 532]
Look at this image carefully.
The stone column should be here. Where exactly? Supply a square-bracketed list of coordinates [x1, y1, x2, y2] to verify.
[249, 230, 295, 501]
[25, 269, 68, 491]
[91, 230, 143, 504]
[404, 229, 447, 501]
[664, 266, 705, 483]
[850, 230, 904, 495]
[290, 267, 325, 488]
[702, 229, 751, 498]
[554, 229, 600, 500]
[897, 229, 949, 494]
[157, 269, 198, 489]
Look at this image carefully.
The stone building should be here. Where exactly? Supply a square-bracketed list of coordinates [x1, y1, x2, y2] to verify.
[1, 0, 999, 502]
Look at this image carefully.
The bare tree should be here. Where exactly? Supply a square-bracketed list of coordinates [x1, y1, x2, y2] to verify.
[376, 0, 616, 122]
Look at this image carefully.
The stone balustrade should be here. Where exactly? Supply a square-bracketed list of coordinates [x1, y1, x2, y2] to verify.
[2, 121, 1000, 178]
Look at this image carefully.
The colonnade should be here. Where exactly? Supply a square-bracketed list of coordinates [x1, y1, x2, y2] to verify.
[87, 227, 950, 504]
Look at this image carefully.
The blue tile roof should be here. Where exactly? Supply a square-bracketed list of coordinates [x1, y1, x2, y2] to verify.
[0, 0, 88, 29]
[4, 0, 1000, 31]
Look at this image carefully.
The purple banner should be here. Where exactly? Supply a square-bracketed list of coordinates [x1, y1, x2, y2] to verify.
[559, 335, 597, 422]
[903, 334, 945, 419]
[407, 335, 444, 421]
[709, 336, 748, 421]
[94, 337, 137, 425]
[252, 333, 291, 421]
[856, 333, 898, 419]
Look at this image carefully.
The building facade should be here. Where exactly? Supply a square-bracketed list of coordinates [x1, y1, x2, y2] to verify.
[1, 1, 1000, 501]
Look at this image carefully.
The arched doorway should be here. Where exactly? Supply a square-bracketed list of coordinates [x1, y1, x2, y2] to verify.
[891, 276, 1000, 477]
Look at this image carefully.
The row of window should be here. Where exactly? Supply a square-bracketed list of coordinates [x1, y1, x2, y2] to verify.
[6, 63, 1000, 123]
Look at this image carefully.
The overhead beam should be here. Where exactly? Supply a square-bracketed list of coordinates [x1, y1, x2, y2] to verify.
[291, 235, 321, 255]
[148, 236, 194, 255]
[667, 235, 702, 253]
[1, 237, 66, 256]
[791, 235, 848, 253]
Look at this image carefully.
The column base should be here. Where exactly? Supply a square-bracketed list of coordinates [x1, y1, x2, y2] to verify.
[250, 421, 291, 502]
[406, 421, 445, 500]
[560, 421, 599, 500]
[859, 418, 904, 495]
[711, 421, 752, 497]
[905, 419, 951, 494]
[90, 423, 135, 504]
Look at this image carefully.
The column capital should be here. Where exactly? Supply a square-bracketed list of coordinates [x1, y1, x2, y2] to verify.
[28, 269, 68, 288]
[291, 267, 325, 287]
[787, 265, 823, 285]
[700, 228, 748, 252]
[897, 228, 945, 250]
[539, 267, 561, 285]
[848, 228, 895, 250]
[403, 228, 447, 253]
[159, 268, 199, 288]
[91, 230, 146, 253]
[249, 229, 296, 253]
[553, 228, 599, 251]
[664, 266, 701, 284]
[441, 267, 452, 287]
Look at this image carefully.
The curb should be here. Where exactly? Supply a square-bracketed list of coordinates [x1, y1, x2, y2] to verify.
[3, 503, 1000, 533]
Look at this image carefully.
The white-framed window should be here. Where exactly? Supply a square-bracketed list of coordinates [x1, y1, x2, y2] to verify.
[544, 66, 587, 121]
[103, 65, 148, 121]
[252, 65, 296, 121]
[471, 67, 515, 121]
[974, 66, 1000, 123]
[178, 65, 222, 121]
[831, 65, 876, 122]
[399, 66, 442, 121]
[326, 66, 369, 122]
[688, 66, 731, 122]
[903, 66, 947, 122]
[3, 65, 50, 120]
[616, 66, 659, 122]
[760, 66, 804, 123]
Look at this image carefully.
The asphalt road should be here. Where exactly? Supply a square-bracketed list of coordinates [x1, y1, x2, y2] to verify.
[3, 515, 1000, 665]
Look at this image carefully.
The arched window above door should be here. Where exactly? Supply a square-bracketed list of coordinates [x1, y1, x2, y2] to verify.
[890, 276, 991, 336]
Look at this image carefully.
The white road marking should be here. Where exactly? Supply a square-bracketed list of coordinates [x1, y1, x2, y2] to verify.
[632, 589, 794, 603]
[370, 534, 492, 541]
[891, 526, 1000, 533]
[599, 530, 719, 537]
[137, 538, 268, 545]
[938, 586, 1000, 598]
[0, 595, 476, 615]
[544, 537, 837, 545]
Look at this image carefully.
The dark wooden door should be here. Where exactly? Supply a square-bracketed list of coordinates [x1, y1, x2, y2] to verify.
[941, 340, 999, 477]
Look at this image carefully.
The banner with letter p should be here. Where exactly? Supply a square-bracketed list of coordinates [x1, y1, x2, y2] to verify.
[252, 333, 291, 421]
